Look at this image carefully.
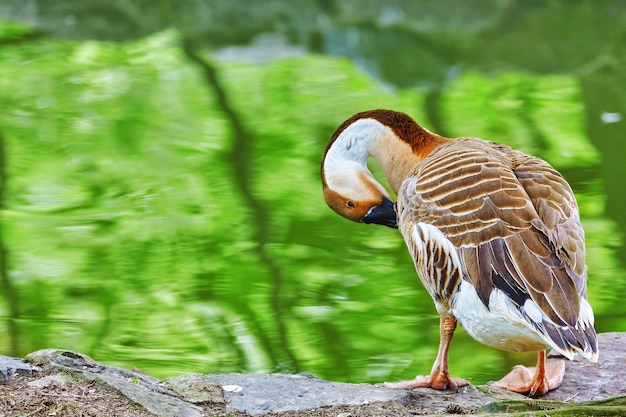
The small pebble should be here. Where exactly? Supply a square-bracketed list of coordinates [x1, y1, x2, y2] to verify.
[223, 384, 243, 393]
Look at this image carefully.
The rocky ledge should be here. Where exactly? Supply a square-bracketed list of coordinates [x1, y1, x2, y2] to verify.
[1, 332, 625, 417]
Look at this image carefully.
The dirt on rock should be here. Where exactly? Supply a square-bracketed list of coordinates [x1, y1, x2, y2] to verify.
[0, 368, 444, 417]
[0, 368, 155, 417]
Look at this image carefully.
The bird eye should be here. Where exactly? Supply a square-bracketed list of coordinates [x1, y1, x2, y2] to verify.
[346, 200, 356, 208]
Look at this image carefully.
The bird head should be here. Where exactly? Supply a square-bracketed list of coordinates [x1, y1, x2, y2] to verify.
[322, 165, 398, 228]
[321, 112, 401, 229]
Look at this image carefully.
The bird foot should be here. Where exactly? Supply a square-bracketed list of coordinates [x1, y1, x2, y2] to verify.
[384, 374, 470, 391]
[490, 360, 565, 397]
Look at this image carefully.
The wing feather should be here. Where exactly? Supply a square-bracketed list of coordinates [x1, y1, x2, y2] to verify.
[397, 138, 597, 358]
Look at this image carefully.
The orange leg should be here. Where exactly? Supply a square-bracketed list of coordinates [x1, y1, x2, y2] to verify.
[490, 350, 565, 397]
[384, 316, 469, 391]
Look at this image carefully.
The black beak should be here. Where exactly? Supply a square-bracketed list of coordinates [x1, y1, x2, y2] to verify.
[362, 197, 397, 228]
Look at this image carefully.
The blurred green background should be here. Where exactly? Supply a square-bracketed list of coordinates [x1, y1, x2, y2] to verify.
[1, 1, 625, 385]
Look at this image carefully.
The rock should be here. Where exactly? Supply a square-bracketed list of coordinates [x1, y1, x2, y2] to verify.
[26, 348, 99, 367]
[0, 355, 34, 384]
[163, 373, 225, 404]
[25, 348, 203, 417]
[542, 332, 626, 402]
[96, 372, 203, 417]
[410, 385, 499, 414]
[1, 332, 624, 416]
[206, 372, 412, 415]
[26, 373, 72, 389]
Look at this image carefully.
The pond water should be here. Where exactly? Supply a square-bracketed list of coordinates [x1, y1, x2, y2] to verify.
[1, 16, 626, 387]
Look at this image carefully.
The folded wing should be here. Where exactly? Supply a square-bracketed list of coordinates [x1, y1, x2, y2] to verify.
[397, 138, 597, 360]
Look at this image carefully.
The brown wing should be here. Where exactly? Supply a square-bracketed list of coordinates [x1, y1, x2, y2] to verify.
[398, 138, 597, 356]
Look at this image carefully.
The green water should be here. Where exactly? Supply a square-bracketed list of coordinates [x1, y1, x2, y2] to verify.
[1, 5, 626, 386]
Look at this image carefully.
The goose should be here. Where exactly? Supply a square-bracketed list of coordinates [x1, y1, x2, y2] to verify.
[321, 109, 598, 397]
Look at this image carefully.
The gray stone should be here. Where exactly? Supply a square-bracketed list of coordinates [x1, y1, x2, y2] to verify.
[207, 372, 412, 415]
[163, 373, 225, 404]
[26, 348, 98, 368]
[1, 332, 624, 416]
[542, 332, 626, 402]
[96, 372, 203, 417]
[25, 348, 202, 417]
[0, 355, 33, 384]
[26, 373, 73, 389]
[409, 384, 500, 414]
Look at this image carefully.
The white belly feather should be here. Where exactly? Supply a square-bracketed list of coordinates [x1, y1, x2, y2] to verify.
[451, 280, 548, 353]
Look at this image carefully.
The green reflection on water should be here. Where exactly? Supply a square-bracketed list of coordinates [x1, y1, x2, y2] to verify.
[1, 28, 625, 387]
